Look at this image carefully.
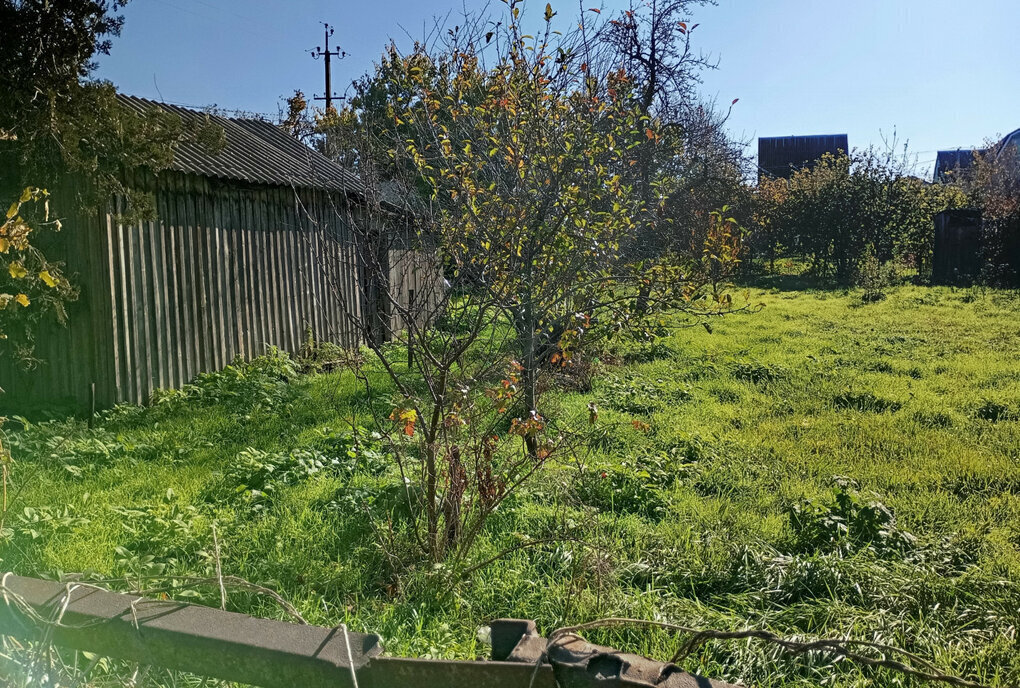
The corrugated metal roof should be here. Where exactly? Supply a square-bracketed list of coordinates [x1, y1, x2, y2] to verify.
[117, 94, 365, 195]
[758, 134, 849, 179]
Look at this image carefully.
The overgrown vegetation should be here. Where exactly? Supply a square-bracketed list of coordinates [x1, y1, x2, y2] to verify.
[749, 149, 968, 284]
[2, 280, 1018, 687]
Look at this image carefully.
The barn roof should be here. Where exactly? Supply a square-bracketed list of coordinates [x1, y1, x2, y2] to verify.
[758, 134, 849, 179]
[117, 94, 365, 195]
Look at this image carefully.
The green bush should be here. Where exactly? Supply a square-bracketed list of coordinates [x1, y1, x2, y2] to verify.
[149, 347, 298, 412]
[788, 483, 915, 555]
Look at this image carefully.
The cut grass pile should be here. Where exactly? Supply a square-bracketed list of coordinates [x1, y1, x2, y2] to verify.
[2, 280, 1019, 687]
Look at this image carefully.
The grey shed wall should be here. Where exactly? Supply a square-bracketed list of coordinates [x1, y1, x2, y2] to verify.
[1, 170, 369, 409]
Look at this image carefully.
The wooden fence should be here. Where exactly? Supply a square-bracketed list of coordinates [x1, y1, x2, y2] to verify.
[0, 171, 429, 410]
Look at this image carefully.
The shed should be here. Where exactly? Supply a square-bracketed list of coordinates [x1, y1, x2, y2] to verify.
[932, 209, 984, 284]
[757, 134, 849, 180]
[0, 96, 435, 410]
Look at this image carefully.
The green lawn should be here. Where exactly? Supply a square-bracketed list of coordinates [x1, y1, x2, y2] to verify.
[3, 280, 1020, 687]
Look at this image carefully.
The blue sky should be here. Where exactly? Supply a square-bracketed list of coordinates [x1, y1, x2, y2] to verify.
[97, 0, 1019, 177]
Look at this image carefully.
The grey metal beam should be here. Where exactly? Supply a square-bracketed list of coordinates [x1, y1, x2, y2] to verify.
[0, 575, 733, 688]
[0, 574, 381, 688]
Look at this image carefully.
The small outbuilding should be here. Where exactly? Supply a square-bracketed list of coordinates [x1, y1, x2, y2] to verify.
[0, 96, 435, 410]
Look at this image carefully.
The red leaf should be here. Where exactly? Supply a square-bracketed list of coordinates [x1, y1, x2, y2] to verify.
[731, 98, 739, 106]
[677, 21, 687, 33]
[588, 7, 600, 13]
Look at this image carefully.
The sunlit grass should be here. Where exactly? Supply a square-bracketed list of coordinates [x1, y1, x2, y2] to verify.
[2, 280, 1019, 687]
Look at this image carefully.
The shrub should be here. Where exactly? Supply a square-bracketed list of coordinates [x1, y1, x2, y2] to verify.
[150, 347, 298, 412]
[788, 483, 915, 555]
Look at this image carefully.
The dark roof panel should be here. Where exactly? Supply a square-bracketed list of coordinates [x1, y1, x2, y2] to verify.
[933, 148, 986, 183]
[758, 134, 849, 179]
[117, 94, 365, 195]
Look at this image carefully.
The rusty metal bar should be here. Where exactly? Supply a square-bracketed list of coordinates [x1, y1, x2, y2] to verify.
[0, 574, 732, 688]
[491, 619, 736, 688]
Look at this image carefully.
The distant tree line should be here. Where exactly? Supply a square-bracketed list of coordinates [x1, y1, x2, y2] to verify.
[747, 141, 1020, 286]
[748, 149, 968, 284]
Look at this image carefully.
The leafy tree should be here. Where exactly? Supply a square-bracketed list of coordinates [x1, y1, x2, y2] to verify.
[963, 141, 1020, 284]
[0, 188, 75, 352]
[887, 175, 966, 276]
[0, 0, 221, 361]
[966, 143, 1020, 223]
[313, 1, 742, 568]
[751, 175, 789, 272]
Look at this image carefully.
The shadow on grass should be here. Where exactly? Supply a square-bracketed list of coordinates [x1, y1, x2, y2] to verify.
[736, 270, 841, 292]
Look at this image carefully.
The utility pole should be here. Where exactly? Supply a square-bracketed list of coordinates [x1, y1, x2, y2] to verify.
[310, 23, 345, 110]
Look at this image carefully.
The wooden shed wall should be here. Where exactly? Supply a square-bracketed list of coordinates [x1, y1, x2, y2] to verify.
[1, 171, 367, 410]
[932, 209, 984, 284]
[0, 180, 108, 411]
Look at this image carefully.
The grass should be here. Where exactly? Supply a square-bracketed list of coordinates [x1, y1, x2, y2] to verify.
[2, 279, 1020, 687]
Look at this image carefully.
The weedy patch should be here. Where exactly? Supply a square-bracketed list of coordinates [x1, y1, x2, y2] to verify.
[214, 447, 354, 513]
[597, 374, 693, 415]
[974, 398, 1017, 422]
[573, 465, 670, 520]
[913, 409, 955, 428]
[11, 504, 90, 542]
[149, 346, 299, 413]
[620, 341, 675, 364]
[831, 389, 902, 413]
[787, 482, 916, 555]
[731, 360, 787, 387]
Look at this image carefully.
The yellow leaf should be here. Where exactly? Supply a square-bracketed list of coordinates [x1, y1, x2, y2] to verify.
[15, 293, 29, 307]
[19, 188, 32, 203]
[0, 238, 8, 253]
[39, 270, 57, 288]
[6, 203, 18, 220]
[8, 262, 27, 279]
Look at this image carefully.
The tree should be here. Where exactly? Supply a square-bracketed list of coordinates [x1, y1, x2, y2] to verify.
[887, 175, 966, 276]
[751, 175, 789, 272]
[0, 0, 222, 361]
[0, 188, 75, 355]
[312, 1, 742, 568]
[962, 140, 1020, 284]
[598, 0, 749, 294]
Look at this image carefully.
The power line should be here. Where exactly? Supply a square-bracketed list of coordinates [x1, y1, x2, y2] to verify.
[309, 23, 346, 111]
